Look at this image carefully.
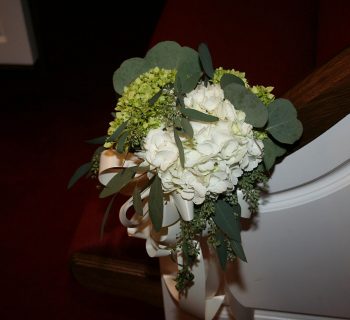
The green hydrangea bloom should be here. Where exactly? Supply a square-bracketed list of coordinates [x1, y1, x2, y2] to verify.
[251, 85, 275, 105]
[254, 130, 268, 140]
[213, 68, 275, 105]
[105, 67, 176, 149]
[212, 67, 249, 87]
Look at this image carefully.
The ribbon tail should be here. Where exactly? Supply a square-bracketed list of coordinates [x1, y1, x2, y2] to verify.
[172, 192, 194, 221]
[162, 239, 225, 320]
[205, 295, 225, 320]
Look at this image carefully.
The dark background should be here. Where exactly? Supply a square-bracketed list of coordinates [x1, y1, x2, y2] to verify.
[1, 1, 167, 319]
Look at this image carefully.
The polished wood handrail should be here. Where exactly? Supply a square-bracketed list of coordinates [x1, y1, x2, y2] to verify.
[284, 47, 350, 149]
[71, 252, 163, 307]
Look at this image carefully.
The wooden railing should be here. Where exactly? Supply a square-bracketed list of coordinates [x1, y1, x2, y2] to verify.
[284, 47, 350, 149]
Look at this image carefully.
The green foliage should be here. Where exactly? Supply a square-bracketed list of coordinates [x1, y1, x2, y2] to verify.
[180, 117, 194, 138]
[107, 121, 128, 143]
[107, 68, 177, 149]
[250, 85, 275, 105]
[149, 175, 164, 231]
[116, 131, 128, 153]
[114, 41, 202, 97]
[175, 266, 195, 293]
[263, 137, 286, 170]
[175, 47, 202, 94]
[230, 240, 247, 262]
[266, 98, 303, 144]
[181, 108, 219, 122]
[175, 69, 202, 94]
[67, 162, 91, 189]
[213, 67, 248, 87]
[99, 167, 137, 198]
[85, 136, 108, 145]
[145, 41, 183, 69]
[132, 187, 143, 216]
[213, 200, 241, 242]
[90, 146, 104, 177]
[148, 89, 163, 106]
[215, 230, 228, 269]
[175, 199, 216, 293]
[113, 58, 152, 95]
[198, 43, 214, 78]
[174, 129, 185, 167]
[224, 83, 268, 128]
[238, 164, 268, 213]
[220, 73, 245, 88]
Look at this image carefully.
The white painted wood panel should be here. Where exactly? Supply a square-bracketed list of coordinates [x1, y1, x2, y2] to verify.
[228, 115, 350, 319]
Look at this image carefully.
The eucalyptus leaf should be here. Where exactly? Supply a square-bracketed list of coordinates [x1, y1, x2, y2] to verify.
[133, 187, 144, 216]
[93, 146, 105, 158]
[220, 73, 245, 88]
[136, 165, 150, 174]
[181, 108, 219, 122]
[145, 41, 183, 69]
[198, 43, 214, 78]
[175, 69, 202, 94]
[263, 137, 286, 171]
[174, 129, 185, 168]
[174, 47, 202, 94]
[99, 166, 137, 198]
[174, 77, 182, 95]
[215, 230, 228, 270]
[230, 240, 247, 262]
[213, 200, 241, 242]
[149, 175, 164, 231]
[266, 99, 303, 144]
[180, 46, 202, 72]
[113, 58, 152, 95]
[100, 194, 117, 239]
[224, 83, 268, 128]
[116, 130, 129, 153]
[147, 43, 200, 75]
[174, 117, 182, 129]
[85, 135, 108, 145]
[181, 117, 194, 138]
[67, 162, 91, 189]
[149, 89, 163, 106]
[108, 121, 128, 142]
[178, 95, 185, 108]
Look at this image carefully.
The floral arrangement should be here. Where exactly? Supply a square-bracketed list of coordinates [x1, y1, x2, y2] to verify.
[69, 41, 302, 293]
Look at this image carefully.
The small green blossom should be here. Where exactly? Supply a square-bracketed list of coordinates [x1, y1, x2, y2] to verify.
[106, 67, 177, 149]
[254, 130, 268, 140]
[251, 85, 275, 105]
[213, 68, 274, 106]
[213, 67, 249, 87]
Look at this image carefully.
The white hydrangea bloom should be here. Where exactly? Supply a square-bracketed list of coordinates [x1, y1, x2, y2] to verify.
[140, 127, 178, 171]
[137, 83, 264, 204]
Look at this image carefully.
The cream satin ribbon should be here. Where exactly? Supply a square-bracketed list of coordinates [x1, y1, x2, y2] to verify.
[99, 149, 251, 319]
